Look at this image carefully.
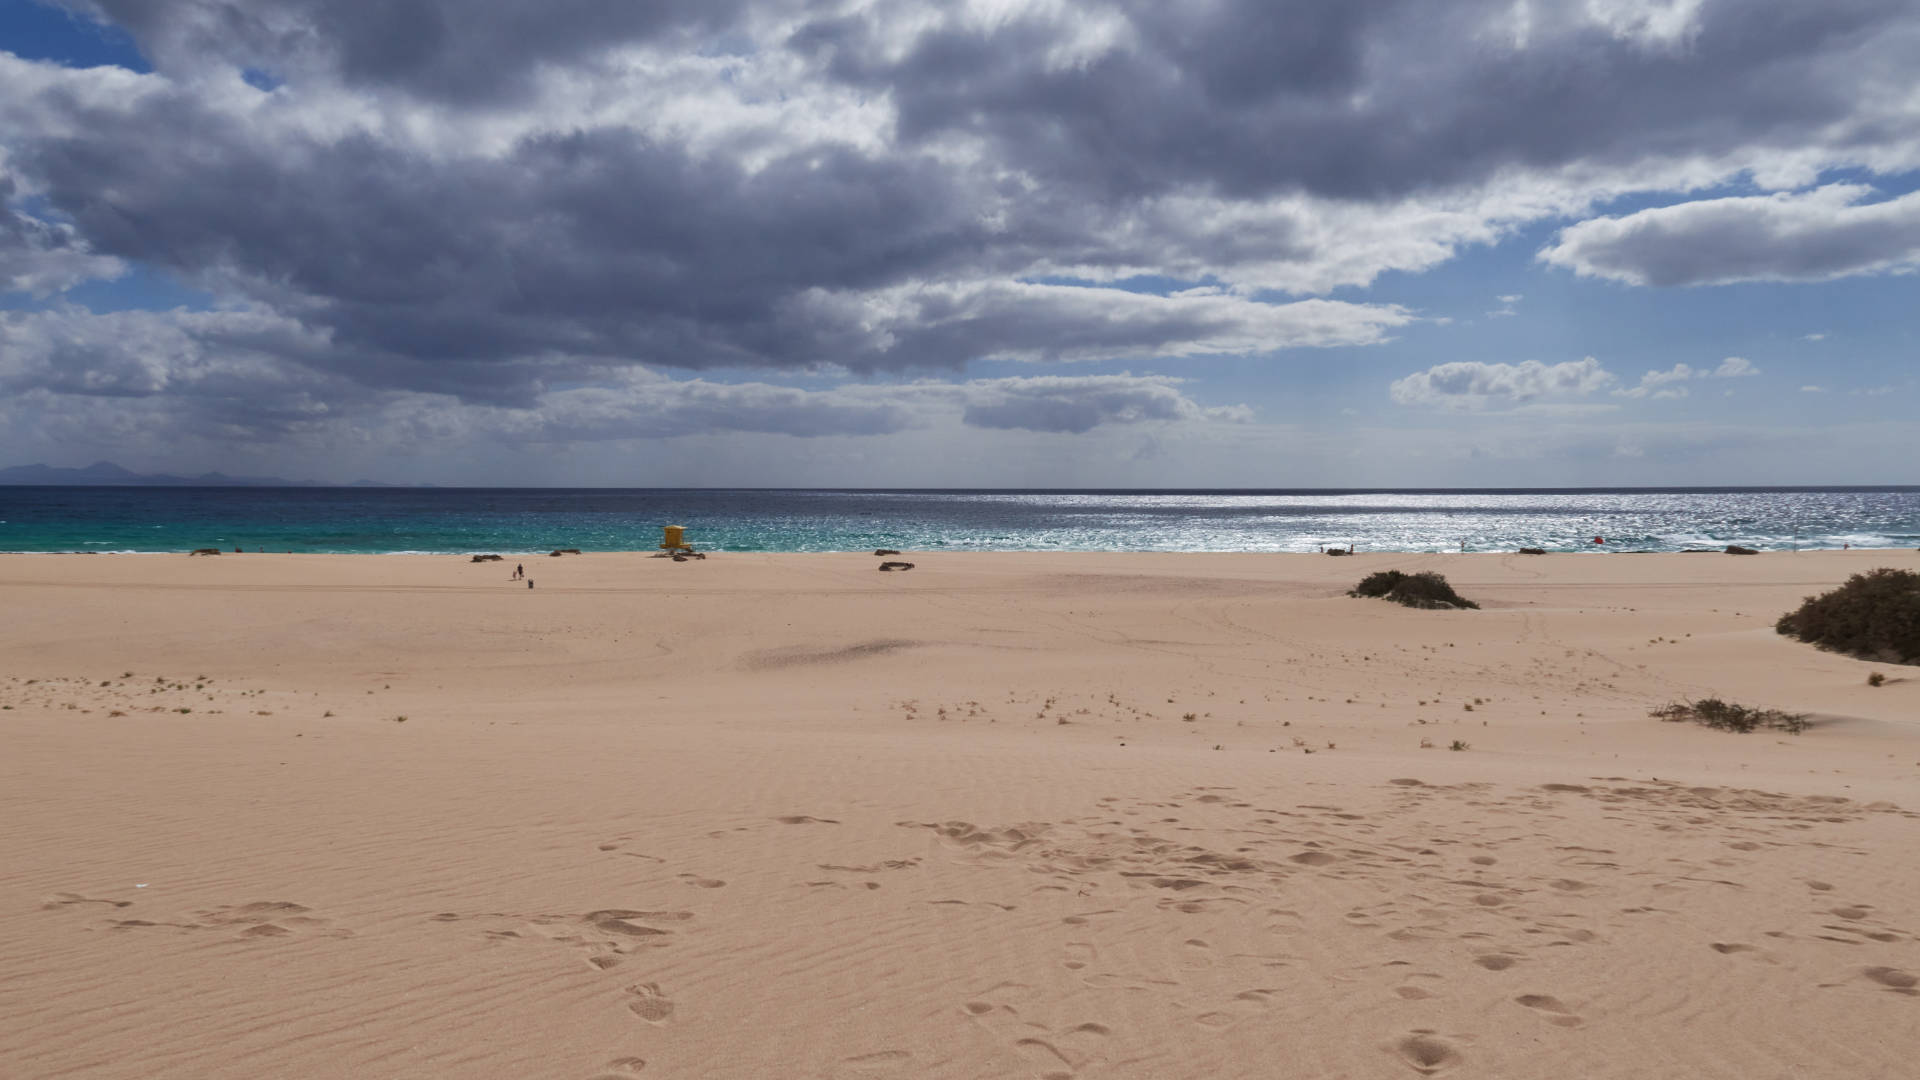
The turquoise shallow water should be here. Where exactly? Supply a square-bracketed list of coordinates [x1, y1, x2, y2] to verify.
[3, 486, 1918, 554]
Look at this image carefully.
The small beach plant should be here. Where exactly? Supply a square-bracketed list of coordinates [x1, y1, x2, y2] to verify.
[1651, 698, 1809, 734]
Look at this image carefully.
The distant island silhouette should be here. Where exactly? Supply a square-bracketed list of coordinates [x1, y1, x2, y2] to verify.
[0, 461, 399, 487]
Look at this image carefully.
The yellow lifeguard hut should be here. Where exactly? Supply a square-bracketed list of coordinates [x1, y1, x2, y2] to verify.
[659, 525, 692, 552]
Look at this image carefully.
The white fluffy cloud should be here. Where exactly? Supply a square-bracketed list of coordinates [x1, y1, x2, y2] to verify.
[1389, 357, 1616, 410]
[1540, 185, 1920, 286]
[1614, 356, 1760, 398]
[1393, 354, 1766, 410]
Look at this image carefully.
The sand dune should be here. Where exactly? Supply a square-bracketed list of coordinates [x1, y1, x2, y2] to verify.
[2, 550, 1916, 1078]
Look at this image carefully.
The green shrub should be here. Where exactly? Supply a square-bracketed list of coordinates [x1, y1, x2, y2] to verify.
[1350, 570, 1479, 610]
[1651, 698, 1809, 734]
[1775, 568, 1920, 665]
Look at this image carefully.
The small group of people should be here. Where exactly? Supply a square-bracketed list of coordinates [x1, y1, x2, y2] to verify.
[510, 563, 532, 588]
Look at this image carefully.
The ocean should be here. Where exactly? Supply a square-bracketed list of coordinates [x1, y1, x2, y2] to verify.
[2, 486, 1918, 555]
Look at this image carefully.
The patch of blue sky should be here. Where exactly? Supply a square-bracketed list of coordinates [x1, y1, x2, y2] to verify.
[3, 265, 216, 315]
[241, 67, 285, 92]
[1, 2, 149, 72]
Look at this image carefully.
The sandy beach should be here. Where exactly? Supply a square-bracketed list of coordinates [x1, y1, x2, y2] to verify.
[2, 549, 1916, 1080]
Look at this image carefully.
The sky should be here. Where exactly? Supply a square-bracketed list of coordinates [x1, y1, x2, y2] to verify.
[0, 0, 1915, 487]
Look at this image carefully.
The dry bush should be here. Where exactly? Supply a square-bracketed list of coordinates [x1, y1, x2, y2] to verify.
[1651, 697, 1809, 734]
[1775, 568, 1920, 665]
[1349, 570, 1479, 610]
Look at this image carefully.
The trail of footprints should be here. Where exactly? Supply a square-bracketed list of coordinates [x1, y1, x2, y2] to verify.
[885, 777, 1916, 1074]
[43, 893, 350, 940]
[41, 791, 1914, 1077]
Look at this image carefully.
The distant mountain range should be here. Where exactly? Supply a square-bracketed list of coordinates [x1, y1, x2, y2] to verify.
[0, 461, 395, 487]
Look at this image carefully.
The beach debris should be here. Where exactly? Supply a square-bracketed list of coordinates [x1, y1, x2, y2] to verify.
[874, 549, 901, 556]
[1776, 567, 1920, 664]
[470, 554, 503, 562]
[1323, 544, 1355, 556]
[878, 561, 916, 572]
[1724, 544, 1759, 555]
[1348, 570, 1479, 610]
[189, 548, 221, 556]
[1517, 547, 1546, 555]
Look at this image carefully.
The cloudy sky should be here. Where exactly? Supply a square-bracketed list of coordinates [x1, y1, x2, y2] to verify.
[1, 0, 1915, 486]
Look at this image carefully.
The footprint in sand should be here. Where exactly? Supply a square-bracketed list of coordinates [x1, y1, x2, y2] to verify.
[584, 909, 690, 939]
[197, 901, 343, 940]
[625, 983, 676, 1023]
[838, 1050, 911, 1075]
[679, 875, 726, 889]
[1862, 967, 1917, 994]
[1473, 954, 1518, 971]
[1391, 1033, 1463, 1074]
[43, 892, 132, 910]
[1011, 1025, 1110, 1078]
[1062, 942, 1095, 971]
[776, 815, 841, 825]
[1514, 994, 1582, 1027]
[583, 1056, 648, 1077]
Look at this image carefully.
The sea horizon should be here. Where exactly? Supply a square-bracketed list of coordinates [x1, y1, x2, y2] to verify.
[5, 484, 1918, 556]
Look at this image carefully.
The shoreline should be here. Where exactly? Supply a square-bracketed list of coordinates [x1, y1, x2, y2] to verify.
[5, 543, 1917, 555]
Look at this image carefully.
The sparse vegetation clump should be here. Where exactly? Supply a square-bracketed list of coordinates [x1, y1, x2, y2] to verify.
[1349, 570, 1479, 610]
[1652, 697, 1809, 734]
[1774, 568, 1920, 665]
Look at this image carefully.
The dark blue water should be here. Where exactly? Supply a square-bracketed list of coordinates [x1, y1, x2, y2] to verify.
[2, 486, 1917, 554]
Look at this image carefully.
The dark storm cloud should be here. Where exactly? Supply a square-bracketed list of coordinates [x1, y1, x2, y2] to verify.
[0, 172, 122, 295]
[799, 0, 1916, 200]
[464, 372, 1243, 441]
[14, 91, 987, 387]
[60, 0, 756, 103]
[959, 374, 1242, 434]
[1540, 185, 1920, 286]
[6, 64, 1403, 399]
